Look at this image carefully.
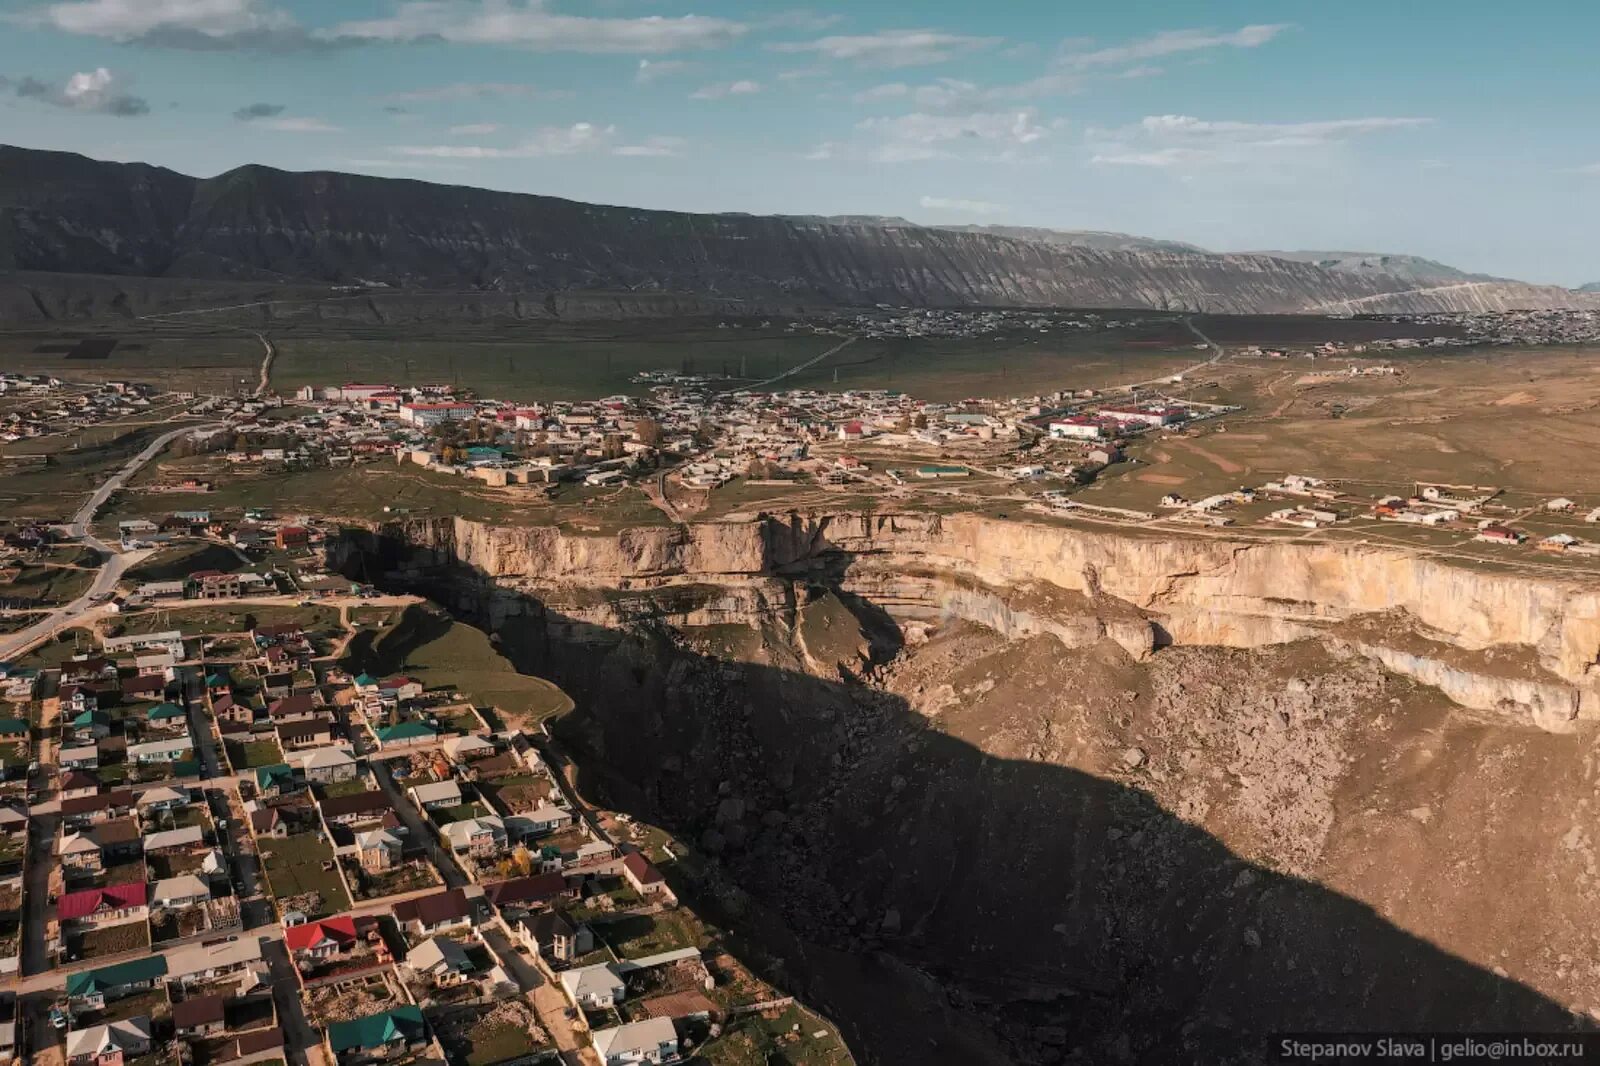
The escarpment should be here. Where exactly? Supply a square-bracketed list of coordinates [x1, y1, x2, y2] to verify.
[337, 510, 1600, 731]
[332, 510, 1600, 1064]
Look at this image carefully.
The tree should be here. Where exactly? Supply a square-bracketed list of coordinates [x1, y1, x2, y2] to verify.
[601, 433, 626, 461]
[913, 413, 928, 429]
[634, 417, 663, 449]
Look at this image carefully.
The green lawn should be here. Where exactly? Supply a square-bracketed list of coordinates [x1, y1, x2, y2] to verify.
[596, 911, 707, 959]
[463, 1021, 542, 1066]
[345, 606, 573, 727]
[318, 777, 371, 798]
[226, 739, 284, 769]
[258, 834, 351, 916]
[430, 803, 490, 826]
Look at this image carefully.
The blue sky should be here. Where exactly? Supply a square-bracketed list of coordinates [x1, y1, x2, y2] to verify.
[1, 0, 1597, 284]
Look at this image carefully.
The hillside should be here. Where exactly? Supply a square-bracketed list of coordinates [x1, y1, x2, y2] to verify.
[0, 145, 1592, 319]
[1249, 249, 1501, 284]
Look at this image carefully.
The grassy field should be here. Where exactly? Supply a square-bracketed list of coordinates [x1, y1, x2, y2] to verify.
[0, 330, 263, 395]
[0, 422, 195, 521]
[225, 739, 284, 770]
[258, 833, 351, 916]
[124, 541, 244, 583]
[596, 910, 708, 959]
[344, 605, 573, 725]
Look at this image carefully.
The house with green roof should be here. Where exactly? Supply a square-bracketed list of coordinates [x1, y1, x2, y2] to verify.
[70, 709, 111, 739]
[0, 718, 27, 738]
[374, 720, 437, 749]
[146, 702, 187, 725]
[65, 955, 168, 1008]
[254, 763, 299, 798]
[325, 1006, 429, 1064]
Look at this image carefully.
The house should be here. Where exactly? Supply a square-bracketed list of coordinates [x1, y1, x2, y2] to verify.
[409, 780, 462, 811]
[60, 770, 99, 800]
[356, 829, 403, 872]
[127, 736, 194, 764]
[592, 1016, 682, 1066]
[392, 888, 475, 938]
[301, 747, 358, 783]
[484, 872, 575, 915]
[250, 806, 287, 838]
[285, 915, 358, 962]
[60, 789, 135, 828]
[320, 790, 390, 826]
[166, 936, 264, 986]
[443, 734, 495, 762]
[144, 702, 187, 729]
[403, 936, 474, 985]
[521, 803, 574, 837]
[254, 763, 299, 798]
[560, 962, 627, 1009]
[66, 956, 168, 1008]
[378, 676, 424, 702]
[275, 525, 309, 550]
[150, 874, 211, 909]
[134, 785, 191, 813]
[443, 815, 506, 858]
[57, 882, 148, 926]
[374, 720, 437, 748]
[172, 995, 228, 1038]
[267, 694, 321, 723]
[68, 710, 110, 740]
[519, 910, 594, 963]
[119, 675, 165, 702]
[325, 1006, 430, 1066]
[622, 852, 673, 900]
[65, 1015, 152, 1066]
[277, 718, 333, 752]
[1476, 524, 1526, 545]
[59, 832, 105, 873]
[144, 824, 206, 853]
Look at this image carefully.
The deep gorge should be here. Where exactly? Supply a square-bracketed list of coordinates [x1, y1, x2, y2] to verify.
[333, 512, 1600, 1064]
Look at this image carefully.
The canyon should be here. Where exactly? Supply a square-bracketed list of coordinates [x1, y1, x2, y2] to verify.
[335, 511, 1600, 1064]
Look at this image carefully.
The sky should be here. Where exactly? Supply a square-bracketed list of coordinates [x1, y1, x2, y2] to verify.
[1, 0, 1597, 285]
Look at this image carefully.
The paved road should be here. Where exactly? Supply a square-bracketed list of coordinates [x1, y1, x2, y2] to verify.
[368, 757, 468, 890]
[0, 421, 220, 662]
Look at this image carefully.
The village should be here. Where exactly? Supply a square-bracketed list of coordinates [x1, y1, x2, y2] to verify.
[0, 572, 849, 1066]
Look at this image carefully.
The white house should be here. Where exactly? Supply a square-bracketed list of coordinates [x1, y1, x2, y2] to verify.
[145, 825, 206, 853]
[151, 875, 211, 909]
[66, 1016, 152, 1064]
[404, 936, 475, 985]
[409, 781, 463, 811]
[560, 963, 627, 1009]
[591, 1016, 681, 1066]
[128, 737, 194, 764]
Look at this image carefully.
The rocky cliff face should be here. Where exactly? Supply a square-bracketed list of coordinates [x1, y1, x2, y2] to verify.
[335, 511, 1600, 1064]
[4, 145, 1594, 318]
[342, 511, 1600, 732]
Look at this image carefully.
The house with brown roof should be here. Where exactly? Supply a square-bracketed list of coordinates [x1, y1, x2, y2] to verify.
[392, 888, 475, 939]
[319, 790, 390, 826]
[172, 995, 227, 1038]
[276, 718, 333, 752]
[622, 852, 674, 901]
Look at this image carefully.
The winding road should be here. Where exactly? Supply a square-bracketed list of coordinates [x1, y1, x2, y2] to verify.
[0, 421, 219, 662]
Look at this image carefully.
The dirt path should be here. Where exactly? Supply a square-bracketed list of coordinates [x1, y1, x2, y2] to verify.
[250, 330, 276, 397]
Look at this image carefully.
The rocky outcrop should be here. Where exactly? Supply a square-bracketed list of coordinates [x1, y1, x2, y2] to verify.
[4, 145, 1595, 318]
[340, 511, 1600, 731]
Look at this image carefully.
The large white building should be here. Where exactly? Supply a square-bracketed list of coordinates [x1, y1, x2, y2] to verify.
[399, 402, 476, 428]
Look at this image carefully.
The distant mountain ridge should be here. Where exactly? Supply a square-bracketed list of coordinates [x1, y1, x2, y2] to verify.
[0, 145, 1593, 321]
[1246, 250, 1505, 285]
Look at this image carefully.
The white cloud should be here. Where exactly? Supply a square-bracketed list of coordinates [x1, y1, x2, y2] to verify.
[635, 58, 696, 84]
[919, 195, 1005, 216]
[10, 65, 149, 115]
[32, 0, 336, 50]
[330, 3, 746, 54]
[382, 82, 560, 103]
[339, 157, 469, 172]
[614, 135, 688, 157]
[260, 116, 341, 132]
[449, 122, 499, 135]
[802, 141, 839, 161]
[1569, 163, 1600, 175]
[843, 110, 1052, 163]
[689, 79, 760, 100]
[394, 122, 617, 158]
[770, 28, 1001, 69]
[1089, 112, 1432, 169]
[1059, 24, 1289, 70]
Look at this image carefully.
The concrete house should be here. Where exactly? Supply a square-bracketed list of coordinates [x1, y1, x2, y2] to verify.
[325, 1006, 429, 1066]
[592, 1017, 681, 1066]
[320, 790, 390, 826]
[519, 910, 594, 963]
[356, 829, 403, 872]
[285, 915, 357, 963]
[560, 962, 627, 1009]
[409, 780, 462, 811]
[128, 736, 194, 764]
[391, 888, 475, 938]
[134, 785, 191, 813]
[276, 718, 333, 752]
[172, 995, 227, 1039]
[151, 874, 211, 909]
[57, 882, 148, 927]
[300, 747, 357, 783]
[65, 1015, 152, 1066]
[144, 824, 206, 854]
[443, 815, 506, 858]
[166, 936, 264, 987]
[66, 957, 168, 1010]
[403, 936, 474, 986]
[60, 744, 99, 771]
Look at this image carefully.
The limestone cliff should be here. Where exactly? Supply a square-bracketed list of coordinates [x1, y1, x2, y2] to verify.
[342, 511, 1600, 731]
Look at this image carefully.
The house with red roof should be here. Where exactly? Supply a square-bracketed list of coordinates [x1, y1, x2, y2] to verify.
[57, 882, 148, 926]
[285, 915, 358, 962]
[621, 852, 675, 902]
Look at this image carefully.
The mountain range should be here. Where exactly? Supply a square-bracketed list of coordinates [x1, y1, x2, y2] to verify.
[0, 144, 1593, 322]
